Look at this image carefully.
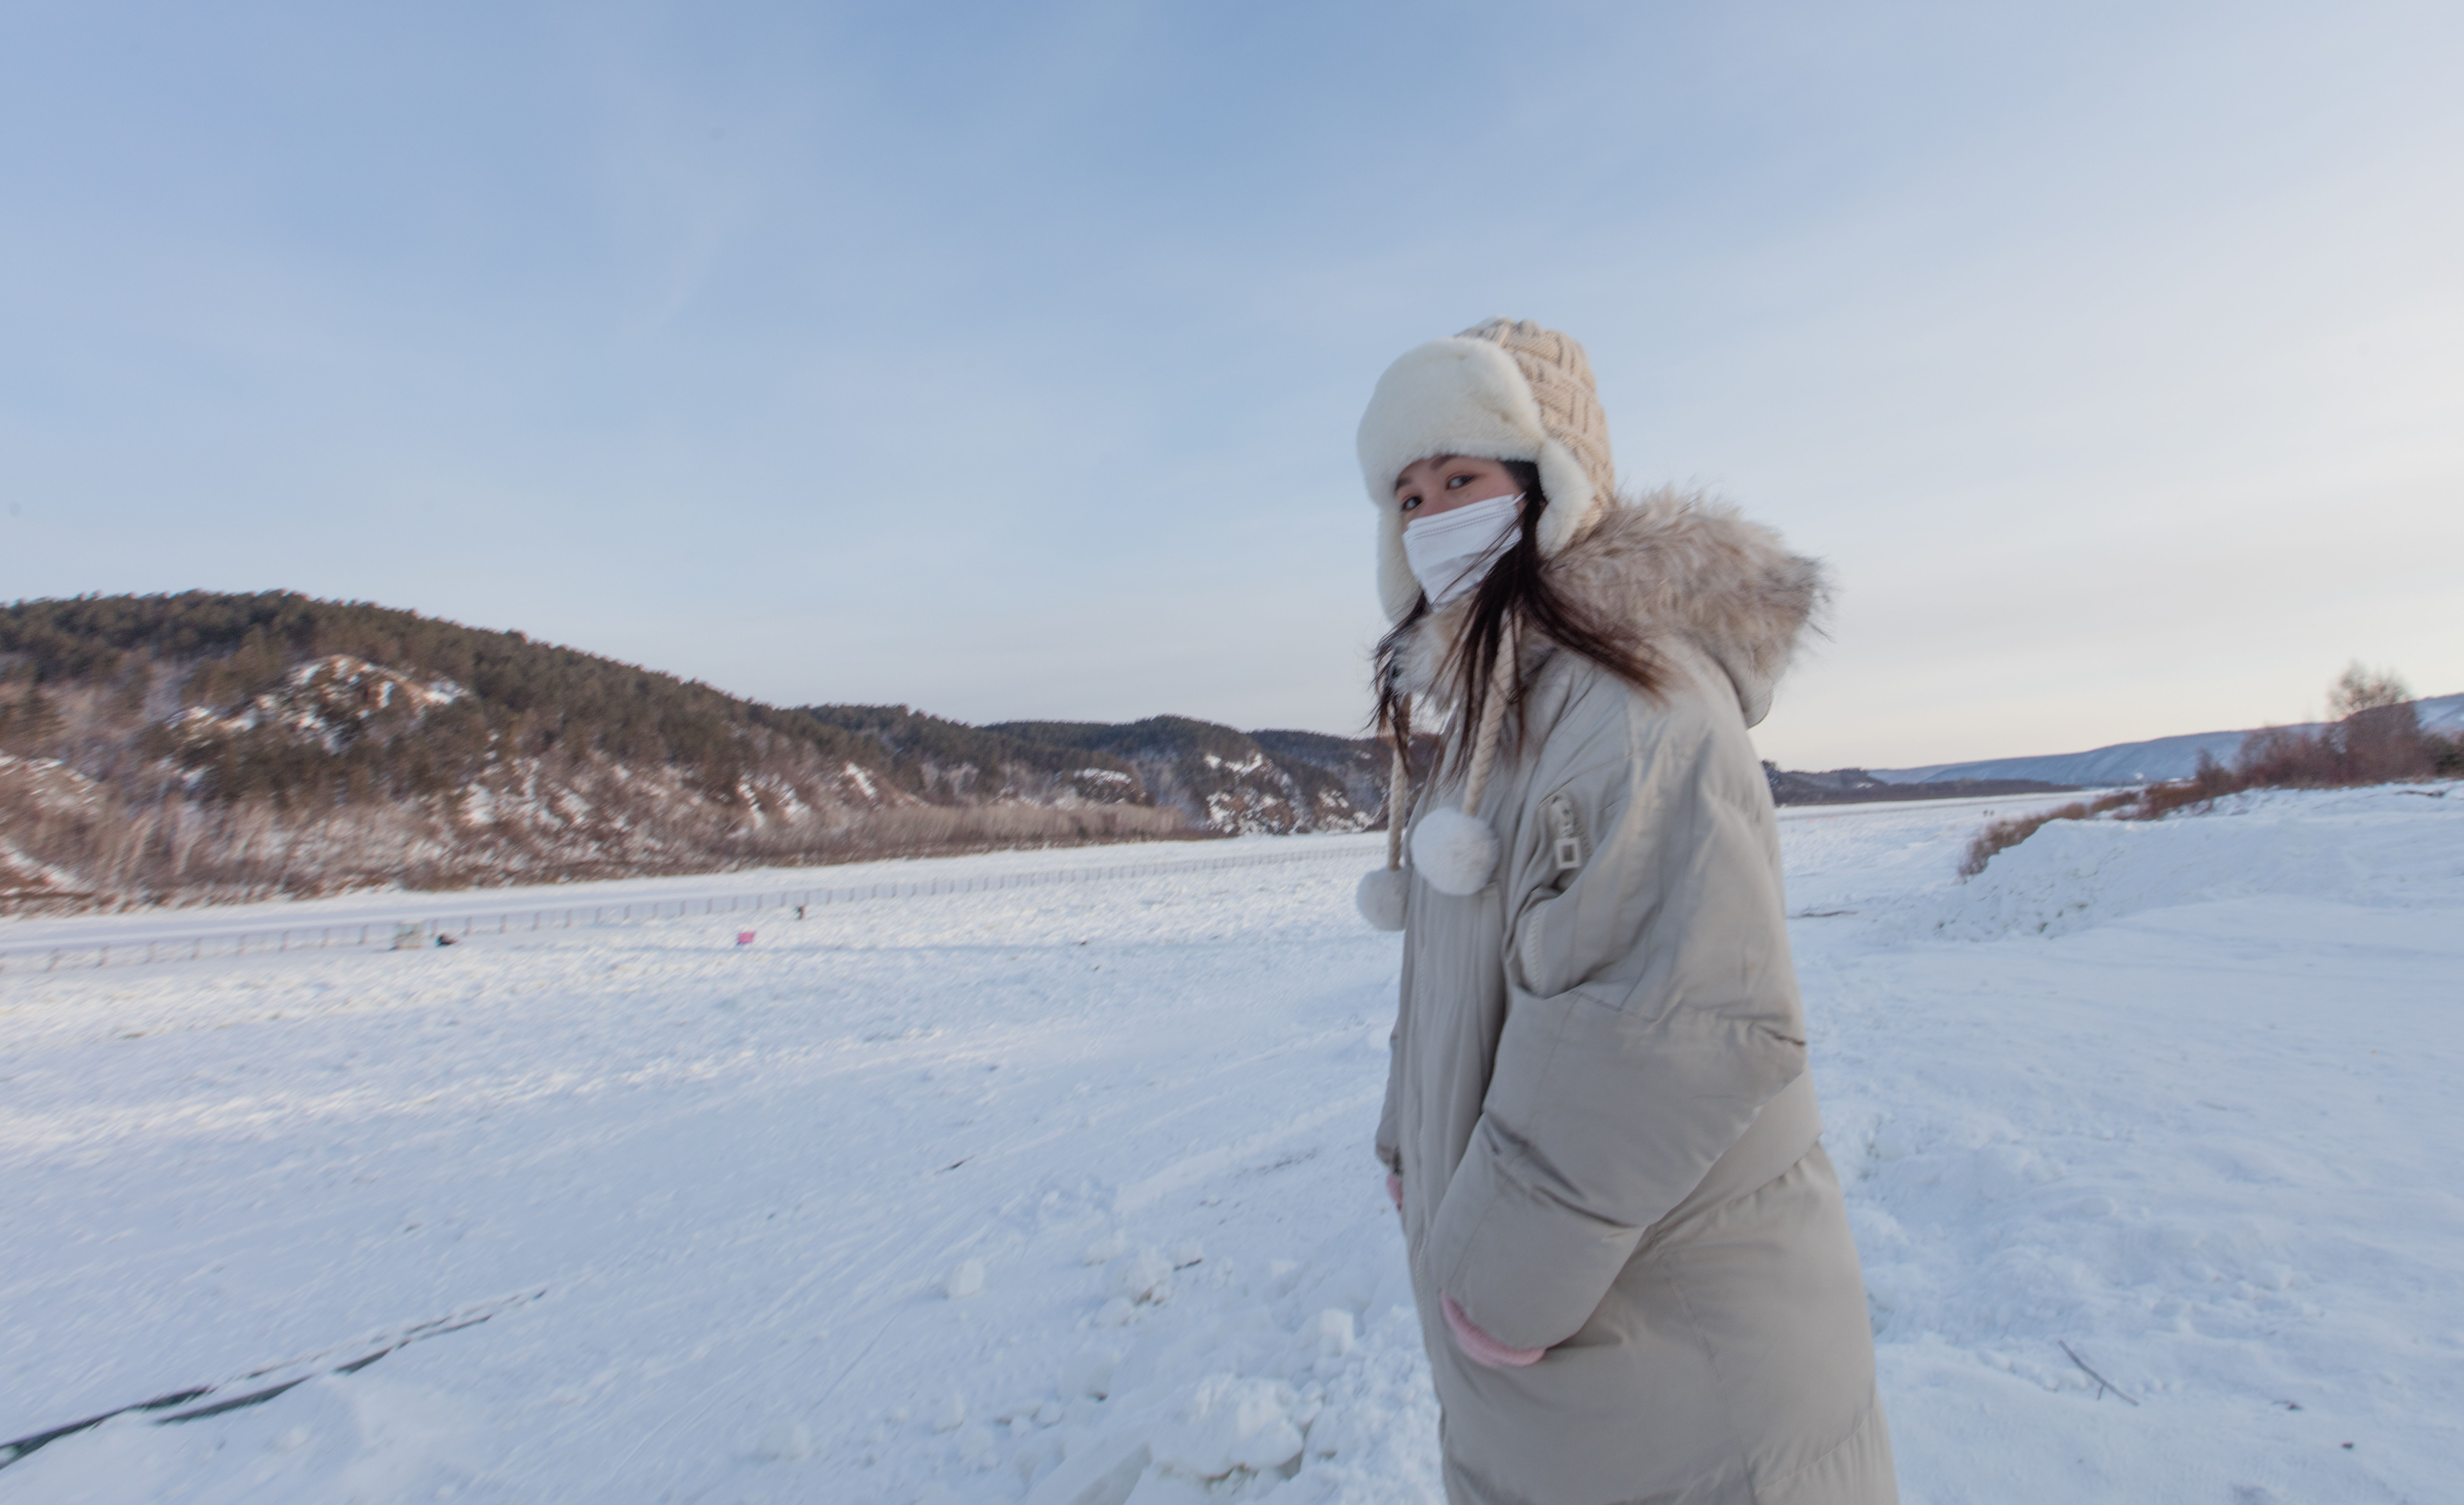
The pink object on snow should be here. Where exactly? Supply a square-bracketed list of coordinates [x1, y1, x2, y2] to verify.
[1386, 1172, 1403, 1210]
[1442, 1292, 1545, 1369]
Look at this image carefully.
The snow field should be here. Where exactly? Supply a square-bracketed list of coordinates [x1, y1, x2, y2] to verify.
[2, 790, 2459, 1503]
[0, 834, 1369, 956]
[0, 839, 1427, 1503]
[1811, 784, 2464, 1503]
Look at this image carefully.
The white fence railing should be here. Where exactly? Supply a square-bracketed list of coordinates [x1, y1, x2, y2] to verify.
[0, 842, 1369, 976]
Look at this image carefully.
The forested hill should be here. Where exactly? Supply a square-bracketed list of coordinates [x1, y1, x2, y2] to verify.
[0, 593, 1383, 909]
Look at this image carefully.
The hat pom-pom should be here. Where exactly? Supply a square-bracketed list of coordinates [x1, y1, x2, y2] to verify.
[1411, 807, 1499, 896]
[1356, 867, 1408, 931]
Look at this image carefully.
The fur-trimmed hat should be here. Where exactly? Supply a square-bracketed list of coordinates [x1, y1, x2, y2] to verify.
[1355, 318, 1616, 625]
[1354, 319, 1620, 922]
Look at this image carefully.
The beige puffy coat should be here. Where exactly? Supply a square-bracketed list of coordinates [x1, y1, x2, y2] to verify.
[1376, 493, 1897, 1505]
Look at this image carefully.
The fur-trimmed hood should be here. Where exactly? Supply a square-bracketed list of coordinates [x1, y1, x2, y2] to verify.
[1397, 488, 1826, 728]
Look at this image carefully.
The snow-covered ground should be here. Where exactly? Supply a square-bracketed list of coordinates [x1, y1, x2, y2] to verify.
[2, 786, 2457, 1503]
[0, 837, 1319, 956]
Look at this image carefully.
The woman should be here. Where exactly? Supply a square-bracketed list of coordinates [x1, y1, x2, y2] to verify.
[1354, 319, 1897, 1505]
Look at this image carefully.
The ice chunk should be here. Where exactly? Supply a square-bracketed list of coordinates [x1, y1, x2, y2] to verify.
[758, 1420, 812, 1460]
[1015, 1429, 1064, 1485]
[1124, 1473, 1212, 1505]
[957, 1423, 998, 1466]
[1170, 1238, 1204, 1268]
[1151, 1373, 1304, 1479]
[1094, 1297, 1137, 1327]
[1062, 1346, 1121, 1399]
[947, 1258, 987, 1299]
[1304, 1405, 1344, 1459]
[1304, 1309, 1354, 1358]
[1023, 1437, 1152, 1505]
[1083, 1230, 1129, 1265]
[934, 1390, 968, 1432]
[1111, 1246, 1174, 1302]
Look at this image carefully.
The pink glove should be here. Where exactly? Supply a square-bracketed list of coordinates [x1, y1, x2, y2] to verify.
[1442, 1293, 1545, 1369]
[1386, 1172, 1403, 1210]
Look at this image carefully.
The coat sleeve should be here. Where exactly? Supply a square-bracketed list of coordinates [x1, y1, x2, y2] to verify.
[1423, 699, 1809, 1353]
[1375, 1019, 1405, 1177]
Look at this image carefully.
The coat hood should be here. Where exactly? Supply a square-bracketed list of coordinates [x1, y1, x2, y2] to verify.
[1397, 488, 1826, 729]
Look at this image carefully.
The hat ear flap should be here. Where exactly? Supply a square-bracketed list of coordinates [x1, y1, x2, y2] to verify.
[1376, 504, 1420, 624]
[1534, 438, 1601, 558]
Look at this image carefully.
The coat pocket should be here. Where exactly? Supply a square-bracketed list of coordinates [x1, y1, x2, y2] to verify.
[1510, 792, 1590, 997]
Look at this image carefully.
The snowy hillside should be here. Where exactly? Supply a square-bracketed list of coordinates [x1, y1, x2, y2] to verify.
[0, 594, 1390, 912]
[1871, 691, 2464, 786]
[2, 788, 2457, 1502]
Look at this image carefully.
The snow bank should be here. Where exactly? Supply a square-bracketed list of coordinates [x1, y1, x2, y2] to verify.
[1926, 781, 2461, 939]
[1792, 785, 2464, 1505]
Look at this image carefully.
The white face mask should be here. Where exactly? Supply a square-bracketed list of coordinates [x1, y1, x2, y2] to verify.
[1401, 491, 1522, 609]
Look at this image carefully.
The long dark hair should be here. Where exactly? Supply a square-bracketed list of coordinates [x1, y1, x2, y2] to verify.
[1371, 460, 1661, 776]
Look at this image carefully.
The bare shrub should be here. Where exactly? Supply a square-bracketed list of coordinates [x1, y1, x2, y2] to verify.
[1963, 662, 2453, 880]
[2224, 665, 2434, 791]
[1961, 804, 2084, 879]
[1958, 789, 2138, 879]
[716, 802, 1191, 869]
[0, 753, 1197, 914]
[2434, 734, 2464, 779]
[2234, 725, 2334, 787]
[2130, 749, 2247, 820]
[2329, 663, 2425, 782]
[2327, 662, 2411, 720]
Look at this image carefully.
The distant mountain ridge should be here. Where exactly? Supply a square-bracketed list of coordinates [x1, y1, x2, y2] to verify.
[1868, 693, 2464, 787]
[16, 590, 2433, 910]
[1762, 765, 2077, 806]
[979, 718, 1388, 836]
[0, 592, 1384, 909]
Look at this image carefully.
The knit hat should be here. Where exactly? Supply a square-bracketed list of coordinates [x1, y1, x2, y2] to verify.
[1355, 317, 1617, 626]
[1353, 318, 1617, 926]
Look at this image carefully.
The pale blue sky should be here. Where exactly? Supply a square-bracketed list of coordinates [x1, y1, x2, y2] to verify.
[3, 1, 2458, 768]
